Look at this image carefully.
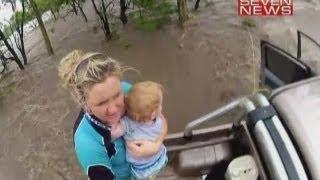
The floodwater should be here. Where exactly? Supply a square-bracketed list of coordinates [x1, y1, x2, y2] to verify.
[0, 0, 319, 179]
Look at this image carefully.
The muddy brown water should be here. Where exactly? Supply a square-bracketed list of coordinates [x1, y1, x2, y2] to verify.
[0, 0, 319, 179]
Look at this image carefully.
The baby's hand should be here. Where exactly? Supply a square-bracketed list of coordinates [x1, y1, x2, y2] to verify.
[111, 122, 124, 140]
[126, 140, 161, 157]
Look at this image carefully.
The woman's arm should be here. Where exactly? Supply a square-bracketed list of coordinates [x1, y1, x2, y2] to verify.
[126, 113, 168, 157]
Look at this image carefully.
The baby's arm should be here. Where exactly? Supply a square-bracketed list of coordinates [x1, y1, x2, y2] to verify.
[157, 113, 168, 142]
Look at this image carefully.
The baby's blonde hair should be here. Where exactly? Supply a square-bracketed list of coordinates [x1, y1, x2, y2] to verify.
[58, 50, 122, 106]
[126, 81, 163, 123]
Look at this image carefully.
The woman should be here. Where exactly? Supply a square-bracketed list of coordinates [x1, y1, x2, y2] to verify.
[58, 50, 167, 179]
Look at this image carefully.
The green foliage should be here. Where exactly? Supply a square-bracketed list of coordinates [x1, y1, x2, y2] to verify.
[0, 82, 15, 98]
[11, 11, 24, 25]
[23, 10, 36, 24]
[130, 0, 176, 31]
[132, 17, 159, 31]
[2, 6, 34, 38]
[121, 40, 132, 50]
[242, 18, 256, 28]
[110, 31, 120, 40]
[2, 0, 68, 38]
[26, 0, 66, 20]
[2, 15, 25, 38]
[2, 25, 13, 38]
[34, 0, 62, 13]
[7, 82, 14, 95]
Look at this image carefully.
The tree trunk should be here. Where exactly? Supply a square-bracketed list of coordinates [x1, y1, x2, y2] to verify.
[177, 0, 189, 25]
[50, 9, 57, 20]
[57, 8, 61, 17]
[120, 0, 128, 25]
[0, 58, 7, 73]
[0, 52, 9, 73]
[20, 0, 28, 65]
[20, 34, 27, 65]
[71, 1, 78, 15]
[29, 0, 54, 55]
[102, 21, 111, 40]
[77, 3, 88, 22]
[194, 0, 200, 10]
[91, 0, 112, 40]
[138, 5, 142, 18]
[101, 0, 111, 40]
[8, 0, 16, 11]
[0, 30, 24, 70]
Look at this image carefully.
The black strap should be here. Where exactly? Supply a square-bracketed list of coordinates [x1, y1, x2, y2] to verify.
[73, 111, 116, 177]
[248, 105, 277, 128]
[87, 116, 116, 158]
[264, 119, 300, 180]
[248, 105, 300, 180]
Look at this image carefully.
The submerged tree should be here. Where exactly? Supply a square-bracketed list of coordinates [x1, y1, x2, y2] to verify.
[194, 0, 200, 10]
[0, 30, 24, 70]
[49, 0, 65, 21]
[130, 0, 176, 31]
[74, 0, 87, 22]
[7, 0, 28, 64]
[177, 0, 189, 25]
[0, 50, 9, 73]
[29, 0, 54, 55]
[0, 0, 26, 69]
[70, 0, 78, 14]
[90, 0, 112, 40]
[1, 0, 16, 10]
[66, 0, 88, 22]
[119, 0, 128, 24]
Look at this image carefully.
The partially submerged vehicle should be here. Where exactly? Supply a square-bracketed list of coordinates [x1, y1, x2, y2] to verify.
[161, 30, 320, 179]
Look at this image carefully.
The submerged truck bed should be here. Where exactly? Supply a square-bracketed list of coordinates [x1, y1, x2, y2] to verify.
[158, 77, 320, 179]
[159, 122, 266, 179]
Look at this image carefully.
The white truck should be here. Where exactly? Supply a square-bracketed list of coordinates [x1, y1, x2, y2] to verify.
[161, 30, 320, 180]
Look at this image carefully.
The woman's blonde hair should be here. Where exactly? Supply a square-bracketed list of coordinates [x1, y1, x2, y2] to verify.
[126, 81, 163, 123]
[58, 50, 122, 106]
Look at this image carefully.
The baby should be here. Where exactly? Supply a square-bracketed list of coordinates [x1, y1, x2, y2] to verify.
[120, 81, 167, 179]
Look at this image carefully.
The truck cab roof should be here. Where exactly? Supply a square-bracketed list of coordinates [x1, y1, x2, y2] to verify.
[271, 76, 320, 179]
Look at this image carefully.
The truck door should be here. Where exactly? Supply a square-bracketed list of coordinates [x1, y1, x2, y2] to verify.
[261, 30, 320, 89]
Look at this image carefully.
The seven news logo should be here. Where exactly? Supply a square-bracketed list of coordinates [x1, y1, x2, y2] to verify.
[238, 0, 293, 16]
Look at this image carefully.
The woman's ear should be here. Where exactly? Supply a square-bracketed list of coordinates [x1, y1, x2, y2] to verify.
[87, 108, 93, 114]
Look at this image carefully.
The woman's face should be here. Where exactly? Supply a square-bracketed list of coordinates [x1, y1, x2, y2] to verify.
[86, 75, 125, 126]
